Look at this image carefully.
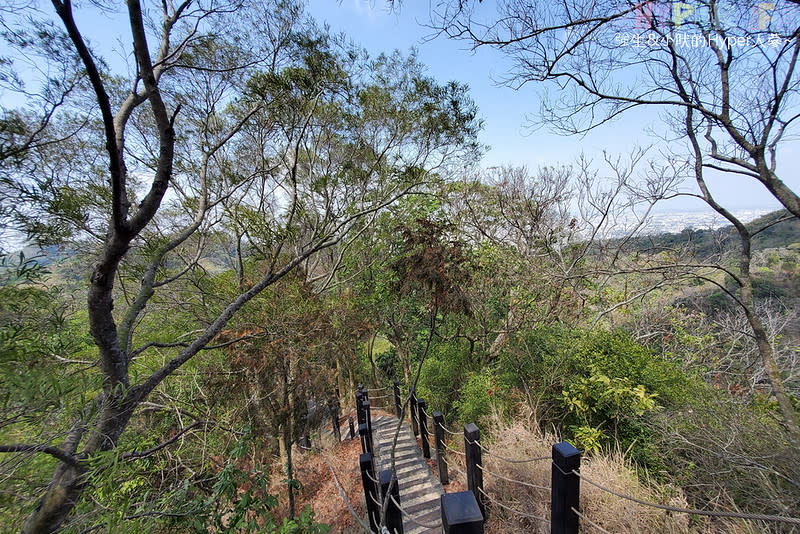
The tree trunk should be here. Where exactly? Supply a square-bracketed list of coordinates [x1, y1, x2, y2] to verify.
[367, 331, 379, 387]
[283, 430, 295, 520]
[739, 270, 800, 447]
[487, 290, 519, 363]
[21, 394, 137, 533]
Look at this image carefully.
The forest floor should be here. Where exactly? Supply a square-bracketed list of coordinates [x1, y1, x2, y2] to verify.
[266, 408, 474, 533]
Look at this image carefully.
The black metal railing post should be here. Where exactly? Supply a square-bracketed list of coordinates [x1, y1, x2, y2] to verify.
[348, 416, 355, 440]
[551, 441, 581, 534]
[364, 399, 373, 439]
[418, 399, 430, 459]
[356, 390, 365, 427]
[380, 469, 403, 534]
[359, 423, 372, 456]
[464, 423, 485, 518]
[433, 411, 449, 485]
[360, 452, 380, 533]
[441, 491, 484, 533]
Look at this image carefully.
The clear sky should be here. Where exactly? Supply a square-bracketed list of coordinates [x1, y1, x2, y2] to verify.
[308, 0, 800, 212]
[3, 1, 797, 213]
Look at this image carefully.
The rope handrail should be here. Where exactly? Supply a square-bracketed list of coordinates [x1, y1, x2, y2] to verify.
[469, 438, 550, 466]
[368, 386, 388, 392]
[365, 471, 380, 485]
[571, 507, 612, 534]
[437, 421, 459, 436]
[389, 494, 442, 529]
[476, 464, 551, 491]
[478, 487, 550, 524]
[481, 446, 550, 464]
[367, 394, 388, 400]
[324, 456, 372, 534]
[449, 463, 468, 479]
[369, 492, 382, 507]
[442, 441, 466, 456]
[575, 470, 800, 525]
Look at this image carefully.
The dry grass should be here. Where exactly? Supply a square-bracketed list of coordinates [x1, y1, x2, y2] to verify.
[475, 414, 759, 534]
[266, 411, 368, 533]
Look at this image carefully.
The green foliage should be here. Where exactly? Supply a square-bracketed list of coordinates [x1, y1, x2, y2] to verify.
[453, 368, 506, 427]
[562, 370, 657, 453]
[417, 341, 472, 416]
[276, 507, 331, 534]
[498, 326, 699, 466]
[160, 426, 331, 534]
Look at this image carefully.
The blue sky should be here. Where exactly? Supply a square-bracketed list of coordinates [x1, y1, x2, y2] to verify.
[308, 0, 800, 212]
[4, 1, 797, 213]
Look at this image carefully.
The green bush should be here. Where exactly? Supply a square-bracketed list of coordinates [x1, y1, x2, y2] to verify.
[497, 326, 700, 467]
[416, 341, 472, 416]
[453, 368, 508, 427]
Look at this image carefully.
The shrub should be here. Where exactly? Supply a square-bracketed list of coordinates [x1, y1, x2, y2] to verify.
[453, 368, 507, 427]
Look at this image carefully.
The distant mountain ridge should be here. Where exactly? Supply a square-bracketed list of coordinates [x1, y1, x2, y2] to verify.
[630, 209, 799, 256]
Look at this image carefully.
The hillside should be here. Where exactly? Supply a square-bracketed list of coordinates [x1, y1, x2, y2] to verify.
[631, 209, 800, 257]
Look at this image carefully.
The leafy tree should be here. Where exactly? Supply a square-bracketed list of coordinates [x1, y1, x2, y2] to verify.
[431, 0, 800, 445]
[0, 2, 481, 531]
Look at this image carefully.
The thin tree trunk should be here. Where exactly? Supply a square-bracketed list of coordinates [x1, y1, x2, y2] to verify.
[21, 395, 137, 533]
[367, 331, 379, 387]
[739, 263, 800, 447]
[284, 430, 295, 520]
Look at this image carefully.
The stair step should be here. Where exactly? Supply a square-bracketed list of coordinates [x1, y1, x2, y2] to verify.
[369, 413, 444, 534]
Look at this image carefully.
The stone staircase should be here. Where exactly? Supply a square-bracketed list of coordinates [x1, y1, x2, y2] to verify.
[372, 414, 443, 534]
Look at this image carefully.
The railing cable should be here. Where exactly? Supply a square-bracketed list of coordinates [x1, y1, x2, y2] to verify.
[478, 487, 550, 524]
[482, 447, 550, 464]
[571, 507, 612, 534]
[442, 441, 466, 456]
[476, 464, 551, 491]
[575, 470, 800, 525]
[437, 421, 459, 436]
[323, 456, 372, 533]
[365, 470, 381, 485]
[389, 494, 442, 529]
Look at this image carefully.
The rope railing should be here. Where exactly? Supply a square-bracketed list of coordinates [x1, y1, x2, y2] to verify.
[389, 494, 442, 529]
[437, 421, 459, 436]
[575, 470, 800, 525]
[368, 492, 382, 507]
[471, 437, 550, 464]
[324, 456, 372, 534]
[571, 507, 612, 534]
[365, 470, 381, 485]
[482, 447, 550, 464]
[476, 463, 551, 491]
[478, 487, 550, 524]
[354, 381, 800, 533]
[442, 441, 466, 456]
